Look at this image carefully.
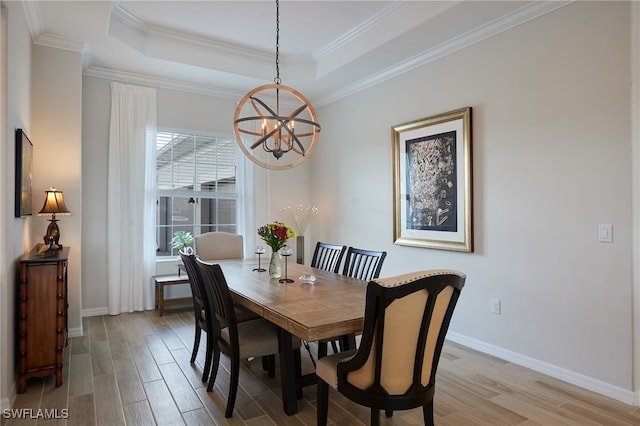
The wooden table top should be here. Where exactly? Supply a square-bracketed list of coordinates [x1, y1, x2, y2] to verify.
[213, 259, 367, 342]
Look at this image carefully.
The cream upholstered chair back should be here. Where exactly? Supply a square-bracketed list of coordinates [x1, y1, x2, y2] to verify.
[346, 270, 464, 394]
[315, 269, 465, 426]
[194, 232, 243, 261]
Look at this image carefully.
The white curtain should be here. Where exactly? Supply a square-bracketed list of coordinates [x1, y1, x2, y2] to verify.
[107, 82, 157, 314]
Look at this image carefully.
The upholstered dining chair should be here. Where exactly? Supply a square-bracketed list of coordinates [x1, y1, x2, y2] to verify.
[194, 231, 243, 261]
[316, 270, 466, 426]
[342, 246, 387, 281]
[310, 242, 347, 273]
[196, 259, 301, 418]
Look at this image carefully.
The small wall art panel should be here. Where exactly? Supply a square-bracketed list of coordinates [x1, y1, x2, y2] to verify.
[15, 128, 33, 217]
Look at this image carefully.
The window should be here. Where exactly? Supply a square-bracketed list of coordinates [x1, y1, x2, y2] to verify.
[156, 131, 238, 256]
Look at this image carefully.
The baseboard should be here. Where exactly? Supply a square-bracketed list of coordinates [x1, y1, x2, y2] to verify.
[82, 307, 109, 317]
[447, 332, 637, 406]
[1, 396, 11, 411]
[1, 379, 15, 411]
[68, 326, 83, 339]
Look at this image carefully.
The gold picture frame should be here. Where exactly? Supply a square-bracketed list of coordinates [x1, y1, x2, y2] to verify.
[392, 107, 473, 252]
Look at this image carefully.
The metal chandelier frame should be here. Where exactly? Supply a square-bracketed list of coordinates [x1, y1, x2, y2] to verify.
[233, 0, 321, 170]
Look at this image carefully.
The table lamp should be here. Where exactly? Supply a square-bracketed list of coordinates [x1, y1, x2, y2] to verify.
[38, 187, 71, 247]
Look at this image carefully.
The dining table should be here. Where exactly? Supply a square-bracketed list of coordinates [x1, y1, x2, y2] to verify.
[212, 258, 368, 415]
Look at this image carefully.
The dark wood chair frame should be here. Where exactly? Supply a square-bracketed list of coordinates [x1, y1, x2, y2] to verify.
[317, 272, 465, 426]
[308, 242, 348, 358]
[196, 259, 279, 418]
[180, 251, 215, 383]
[310, 242, 347, 273]
[342, 246, 387, 281]
[320, 246, 388, 356]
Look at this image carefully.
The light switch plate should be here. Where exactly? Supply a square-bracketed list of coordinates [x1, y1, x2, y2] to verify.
[598, 224, 613, 243]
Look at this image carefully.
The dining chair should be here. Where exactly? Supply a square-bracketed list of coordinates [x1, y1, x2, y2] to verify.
[316, 270, 466, 426]
[196, 259, 301, 418]
[194, 231, 244, 261]
[309, 242, 347, 358]
[179, 250, 216, 383]
[342, 246, 387, 281]
[310, 242, 347, 273]
[193, 231, 261, 322]
[320, 246, 388, 356]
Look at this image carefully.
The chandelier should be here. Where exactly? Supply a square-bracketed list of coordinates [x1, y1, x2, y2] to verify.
[233, 0, 321, 170]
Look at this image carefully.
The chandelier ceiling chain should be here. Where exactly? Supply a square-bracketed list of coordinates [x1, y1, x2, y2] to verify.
[274, 0, 281, 85]
[233, 0, 321, 170]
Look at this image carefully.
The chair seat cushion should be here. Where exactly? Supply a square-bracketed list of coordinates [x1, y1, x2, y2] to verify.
[316, 349, 357, 390]
[220, 319, 279, 358]
[220, 319, 301, 358]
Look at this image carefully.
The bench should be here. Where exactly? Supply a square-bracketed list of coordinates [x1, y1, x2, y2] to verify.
[153, 275, 191, 316]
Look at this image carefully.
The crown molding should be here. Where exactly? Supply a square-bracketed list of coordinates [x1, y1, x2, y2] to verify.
[22, 0, 87, 53]
[84, 66, 245, 100]
[33, 32, 88, 53]
[21, 0, 43, 40]
[110, 5, 284, 67]
[315, 0, 573, 107]
[313, 1, 407, 61]
[111, 5, 268, 59]
[84, 66, 301, 110]
[88, 1, 571, 107]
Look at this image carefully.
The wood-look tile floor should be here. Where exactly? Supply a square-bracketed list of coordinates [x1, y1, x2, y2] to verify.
[5, 308, 640, 425]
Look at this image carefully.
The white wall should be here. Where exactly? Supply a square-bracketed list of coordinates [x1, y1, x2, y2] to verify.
[0, 4, 83, 407]
[0, 4, 6, 410]
[0, 0, 33, 409]
[311, 1, 634, 400]
[632, 0, 640, 404]
[31, 44, 83, 337]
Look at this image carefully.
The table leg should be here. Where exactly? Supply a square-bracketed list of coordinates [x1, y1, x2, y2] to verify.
[295, 347, 302, 399]
[278, 328, 298, 415]
[158, 283, 165, 316]
[339, 334, 356, 351]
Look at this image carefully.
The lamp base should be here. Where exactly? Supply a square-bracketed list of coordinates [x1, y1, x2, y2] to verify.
[43, 218, 60, 246]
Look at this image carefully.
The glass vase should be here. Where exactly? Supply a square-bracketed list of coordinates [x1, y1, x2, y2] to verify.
[269, 251, 282, 279]
[296, 235, 304, 265]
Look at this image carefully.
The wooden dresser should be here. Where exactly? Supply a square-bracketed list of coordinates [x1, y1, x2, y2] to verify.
[17, 247, 69, 393]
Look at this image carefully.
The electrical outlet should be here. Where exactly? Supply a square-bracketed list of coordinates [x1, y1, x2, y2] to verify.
[490, 298, 501, 315]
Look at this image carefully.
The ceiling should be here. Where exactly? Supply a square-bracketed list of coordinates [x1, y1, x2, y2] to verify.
[23, 1, 570, 106]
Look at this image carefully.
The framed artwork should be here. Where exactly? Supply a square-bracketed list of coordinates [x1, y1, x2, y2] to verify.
[392, 107, 473, 252]
[15, 129, 33, 217]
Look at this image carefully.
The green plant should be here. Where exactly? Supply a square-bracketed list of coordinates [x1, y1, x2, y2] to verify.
[170, 231, 194, 250]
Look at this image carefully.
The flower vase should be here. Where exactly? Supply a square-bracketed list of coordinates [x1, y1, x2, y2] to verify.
[269, 251, 282, 279]
[296, 235, 304, 265]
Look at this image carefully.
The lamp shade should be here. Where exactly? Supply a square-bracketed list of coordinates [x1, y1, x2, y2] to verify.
[38, 188, 71, 216]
